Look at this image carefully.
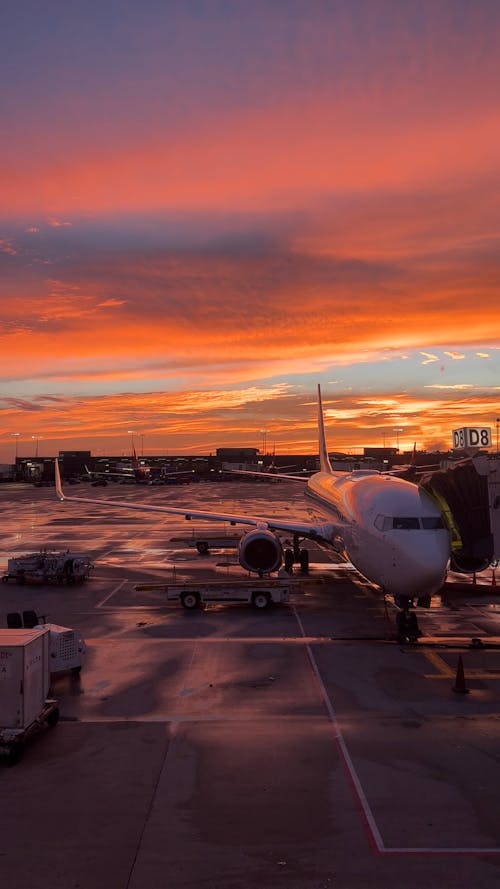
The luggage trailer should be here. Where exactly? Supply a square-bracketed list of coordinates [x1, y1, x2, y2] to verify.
[135, 579, 296, 610]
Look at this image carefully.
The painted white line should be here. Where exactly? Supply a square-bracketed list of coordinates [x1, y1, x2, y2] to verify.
[95, 579, 128, 608]
[383, 846, 500, 855]
[83, 635, 344, 644]
[292, 607, 500, 856]
[64, 713, 323, 724]
[73, 714, 233, 723]
[292, 606, 385, 853]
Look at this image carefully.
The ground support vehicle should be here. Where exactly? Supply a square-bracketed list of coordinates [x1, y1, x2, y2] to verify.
[0, 699, 60, 765]
[4, 617, 86, 676]
[136, 579, 294, 609]
[2, 550, 94, 585]
[0, 628, 59, 765]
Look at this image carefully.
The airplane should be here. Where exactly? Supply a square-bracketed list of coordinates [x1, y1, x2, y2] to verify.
[84, 448, 194, 486]
[83, 448, 150, 485]
[54, 385, 451, 623]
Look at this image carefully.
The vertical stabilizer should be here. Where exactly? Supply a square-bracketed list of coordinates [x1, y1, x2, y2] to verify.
[54, 459, 65, 500]
[317, 384, 333, 474]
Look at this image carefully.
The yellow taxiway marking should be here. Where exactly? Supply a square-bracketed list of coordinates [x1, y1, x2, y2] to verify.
[423, 649, 500, 679]
[423, 650, 455, 677]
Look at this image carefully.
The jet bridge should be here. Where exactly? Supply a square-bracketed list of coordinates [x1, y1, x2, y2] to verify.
[419, 454, 500, 573]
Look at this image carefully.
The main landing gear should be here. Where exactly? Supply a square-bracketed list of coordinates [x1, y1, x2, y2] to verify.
[283, 535, 309, 575]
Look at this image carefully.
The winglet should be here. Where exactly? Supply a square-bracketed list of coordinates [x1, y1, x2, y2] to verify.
[317, 384, 333, 474]
[54, 458, 65, 500]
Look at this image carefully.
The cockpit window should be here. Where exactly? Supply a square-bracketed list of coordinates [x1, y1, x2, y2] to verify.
[374, 515, 389, 531]
[392, 517, 420, 529]
[421, 516, 445, 529]
[374, 515, 444, 531]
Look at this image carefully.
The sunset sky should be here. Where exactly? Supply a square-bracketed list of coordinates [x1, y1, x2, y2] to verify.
[1, 0, 499, 460]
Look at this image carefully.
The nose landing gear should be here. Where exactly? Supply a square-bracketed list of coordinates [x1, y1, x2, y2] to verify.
[396, 606, 422, 644]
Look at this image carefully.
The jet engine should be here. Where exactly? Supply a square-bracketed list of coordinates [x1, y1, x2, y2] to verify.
[449, 553, 491, 574]
[238, 528, 283, 574]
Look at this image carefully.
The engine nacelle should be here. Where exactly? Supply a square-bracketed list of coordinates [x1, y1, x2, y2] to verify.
[449, 553, 491, 574]
[238, 529, 283, 574]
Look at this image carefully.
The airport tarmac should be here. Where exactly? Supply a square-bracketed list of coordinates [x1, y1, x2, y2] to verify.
[1, 480, 500, 889]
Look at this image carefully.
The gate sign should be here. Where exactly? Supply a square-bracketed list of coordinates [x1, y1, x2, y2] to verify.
[452, 427, 491, 450]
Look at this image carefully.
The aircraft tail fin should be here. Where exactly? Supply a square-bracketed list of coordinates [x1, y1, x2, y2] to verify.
[54, 459, 65, 500]
[132, 447, 143, 475]
[317, 384, 333, 474]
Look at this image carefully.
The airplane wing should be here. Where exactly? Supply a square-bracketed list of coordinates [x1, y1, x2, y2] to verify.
[85, 465, 136, 480]
[226, 468, 311, 482]
[54, 460, 338, 542]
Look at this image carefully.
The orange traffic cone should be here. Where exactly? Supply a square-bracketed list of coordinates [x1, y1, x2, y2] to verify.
[452, 655, 469, 694]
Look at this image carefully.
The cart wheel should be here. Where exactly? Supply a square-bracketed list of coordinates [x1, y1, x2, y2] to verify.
[1, 575, 8, 583]
[252, 591, 271, 610]
[196, 541, 209, 555]
[181, 591, 201, 610]
[8, 742, 24, 766]
[47, 707, 60, 728]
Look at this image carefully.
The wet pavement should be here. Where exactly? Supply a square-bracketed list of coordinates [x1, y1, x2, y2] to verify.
[1, 480, 500, 889]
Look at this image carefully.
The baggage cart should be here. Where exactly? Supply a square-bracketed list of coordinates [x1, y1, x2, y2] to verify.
[164, 579, 293, 609]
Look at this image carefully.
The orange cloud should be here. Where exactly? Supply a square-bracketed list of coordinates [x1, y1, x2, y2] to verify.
[1, 385, 498, 461]
[3, 96, 500, 217]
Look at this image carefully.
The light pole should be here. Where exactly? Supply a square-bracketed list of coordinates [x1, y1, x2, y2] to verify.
[127, 430, 136, 453]
[31, 434, 40, 457]
[394, 428, 404, 452]
[12, 432, 20, 461]
[141, 433, 145, 457]
[260, 429, 268, 455]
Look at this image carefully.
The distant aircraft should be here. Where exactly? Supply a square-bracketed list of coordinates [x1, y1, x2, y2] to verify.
[84, 448, 193, 486]
[54, 386, 451, 619]
[83, 448, 150, 485]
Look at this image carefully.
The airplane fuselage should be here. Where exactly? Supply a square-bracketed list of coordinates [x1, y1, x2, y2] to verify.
[306, 469, 450, 597]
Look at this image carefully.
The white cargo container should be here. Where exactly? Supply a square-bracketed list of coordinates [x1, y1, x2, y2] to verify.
[45, 624, 86, 675]
[0, 628, 50, 730]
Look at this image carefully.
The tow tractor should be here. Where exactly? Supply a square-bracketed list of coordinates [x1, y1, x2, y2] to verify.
[2, 550, 94, 585]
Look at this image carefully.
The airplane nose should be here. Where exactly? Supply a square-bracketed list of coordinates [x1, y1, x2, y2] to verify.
[391, 533, 450, 597]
